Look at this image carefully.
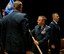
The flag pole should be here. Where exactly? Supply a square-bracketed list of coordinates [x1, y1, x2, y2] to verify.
[29, 29, 43, 54]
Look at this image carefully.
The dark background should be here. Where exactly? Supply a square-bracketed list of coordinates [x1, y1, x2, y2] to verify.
[0, 0, 64, 38]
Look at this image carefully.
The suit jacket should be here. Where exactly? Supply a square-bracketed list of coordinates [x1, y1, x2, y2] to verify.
[32, 25, 50, 44]
[0, 19, 2, 47]
[0, 11, 2, 19]
[1, 10, 31, 52]
[49, 21, 61, 45]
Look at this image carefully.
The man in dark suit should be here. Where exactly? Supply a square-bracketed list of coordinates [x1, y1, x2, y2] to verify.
[0, 10, 2, 19]
[0, 9, 3, 54]
[31, 16, 50, 54]
[49, 13, 61, 54]
[1, 1, 31, 54]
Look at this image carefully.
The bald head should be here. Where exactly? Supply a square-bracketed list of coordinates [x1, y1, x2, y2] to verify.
[52, 13, 60, 22]
[14, 1, 23, 12]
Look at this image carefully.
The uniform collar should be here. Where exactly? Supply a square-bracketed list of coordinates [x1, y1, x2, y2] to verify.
[53, 20, 58, 24]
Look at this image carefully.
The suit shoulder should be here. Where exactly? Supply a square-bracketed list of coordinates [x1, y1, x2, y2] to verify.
[16, 13, 27, 20]
[16, 12, 27, 17]
[2, 15, 9, 21]
[34, 25, 39, 29]
[49, 22, 55, 26]
[14, 12, 28, 22]
[50, 22, 54, 24]
[49, 22, 55, 29]
[35, 25, 38, 27]
[46, 25, 50, 28]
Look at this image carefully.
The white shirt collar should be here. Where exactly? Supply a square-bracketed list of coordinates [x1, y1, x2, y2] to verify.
[53, 20, 58, 24]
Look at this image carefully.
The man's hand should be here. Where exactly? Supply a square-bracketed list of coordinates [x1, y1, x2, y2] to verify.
[4, 52, 8, 54]
[41, 30, 46, 35]
[4, 49, 8, 54]
[34, 40, 39, 45]
[26, 51, 33, 54]
[51, 44, 55, 49]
